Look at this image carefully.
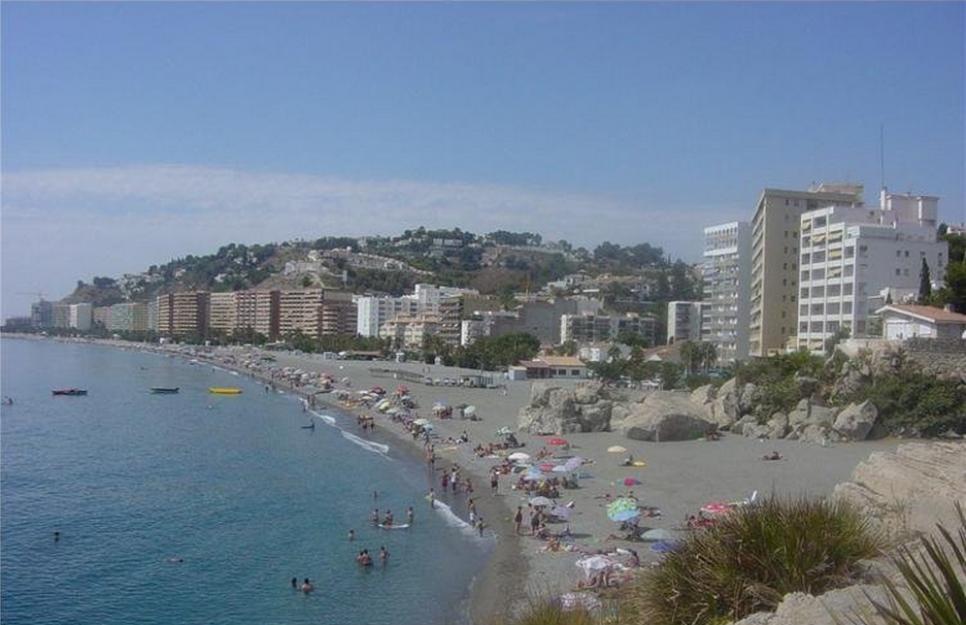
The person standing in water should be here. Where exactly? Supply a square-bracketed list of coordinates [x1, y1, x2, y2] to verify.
[379, 545, 390, 566]
[407, 506, 414, 525]
[476, 517, 485, 537]
[291, 577, 298, 589]
[348, 529, 355, 541]
[514, 507, 524, 535]
[428, 488, 436, 509]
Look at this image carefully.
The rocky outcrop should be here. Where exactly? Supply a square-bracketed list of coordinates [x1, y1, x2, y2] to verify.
[732, 441, 966, 625]
[833, 400, 879, 441]
[620, 391, 713, 441]
[518, 382, 612, 434]
[833, 441, 966, 537]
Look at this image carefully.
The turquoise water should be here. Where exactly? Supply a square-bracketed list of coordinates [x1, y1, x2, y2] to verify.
[1, 339, 490, 625]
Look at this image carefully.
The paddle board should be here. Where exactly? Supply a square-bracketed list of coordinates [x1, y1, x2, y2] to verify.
[377, 523, 410, 530]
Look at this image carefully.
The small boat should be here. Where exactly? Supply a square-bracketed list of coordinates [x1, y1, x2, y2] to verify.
[208, 387, 242, 395]
[301, 423, 316, 430]
[150, 387, 180, 394]
[52, 388, 87, 396]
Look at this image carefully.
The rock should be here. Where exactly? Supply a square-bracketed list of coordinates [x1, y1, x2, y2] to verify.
[808, 404, 836, 426]
[738, 383, 759, 414]
[710, 378, 741, 428]
[798, 423, 830, 445]
[834, 441, 966, 537]
[765, 412, 789, 439]
[731, 414, 757, 435]
[690, 384, 716, 406]
[577, 400, 612, 432]
[866, 420, 889, 440]
[610, 403, 630, 428]
[573, 382, 603, 405]
[743, 423, 771, 439]
[529, 382, 555, 407]
[833, 400, 878, 441]
[620, 391, 713, 442]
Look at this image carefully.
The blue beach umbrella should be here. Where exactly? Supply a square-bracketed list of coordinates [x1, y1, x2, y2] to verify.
[650, 540, 681, 554]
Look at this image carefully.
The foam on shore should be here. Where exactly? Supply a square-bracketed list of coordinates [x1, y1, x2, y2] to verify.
[431, 500, 481, 538]
[341, 430, 390, 455]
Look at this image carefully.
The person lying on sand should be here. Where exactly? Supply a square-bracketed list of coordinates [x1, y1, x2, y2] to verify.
[761, 451, 783, 461]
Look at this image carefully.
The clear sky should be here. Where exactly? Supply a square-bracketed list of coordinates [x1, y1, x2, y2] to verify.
[2, 2, 964, 317]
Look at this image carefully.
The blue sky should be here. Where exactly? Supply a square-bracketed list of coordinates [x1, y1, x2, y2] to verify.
[2, 2, 964, 317]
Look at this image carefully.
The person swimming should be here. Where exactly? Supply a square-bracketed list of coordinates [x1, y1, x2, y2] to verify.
[301, 578, 314, 593]
[348, 529, 355, 541]
[406, 506, 414, 525]
[383, 510, 393, 527]
[291, 577, 298, 589]
[357, 550, 373, 566]
[370, 508, 379, 525]
[379, 546, 389, 565]
[53, 531, 60, 542]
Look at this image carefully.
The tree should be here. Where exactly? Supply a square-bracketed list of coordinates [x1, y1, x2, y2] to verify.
[824, 326, 850, 357]
[919, 258, 932, 303]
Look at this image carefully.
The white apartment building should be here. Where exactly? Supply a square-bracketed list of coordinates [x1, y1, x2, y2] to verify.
[356, 283, 477, 340]
[69, 303, 93, 331]
[701, 222, 752, 361]
[356, 296, 420, 337]
[666, 301, 708, 344]
[795, 190, 948, 352]
[379, 314, 442, 350]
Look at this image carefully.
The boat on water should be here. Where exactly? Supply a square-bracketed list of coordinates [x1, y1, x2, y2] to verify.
[150, 387, 180, 394]
[52, 388, 87, 396]
[208, 387, 242, 395]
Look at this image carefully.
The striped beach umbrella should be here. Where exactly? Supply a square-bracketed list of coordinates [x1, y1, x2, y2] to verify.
[606, 497, 640, 522]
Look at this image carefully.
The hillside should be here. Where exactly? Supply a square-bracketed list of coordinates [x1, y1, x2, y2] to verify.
[58, 227, 701, 305]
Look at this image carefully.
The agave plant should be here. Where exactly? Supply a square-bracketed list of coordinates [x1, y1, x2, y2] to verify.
[853, 504, 966, 625]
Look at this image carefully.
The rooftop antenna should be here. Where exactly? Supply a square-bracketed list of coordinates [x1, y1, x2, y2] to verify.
[879, 123, 886, 192]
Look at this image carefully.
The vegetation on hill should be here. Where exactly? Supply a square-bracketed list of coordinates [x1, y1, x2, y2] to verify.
[924, 227, 966, 313]
[57, 227, 703, 310]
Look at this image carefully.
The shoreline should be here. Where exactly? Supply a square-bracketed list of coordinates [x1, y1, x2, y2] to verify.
[3, 333, 906, 623]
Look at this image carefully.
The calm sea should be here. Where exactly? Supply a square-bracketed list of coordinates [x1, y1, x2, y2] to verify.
[1, 338, 490, 625]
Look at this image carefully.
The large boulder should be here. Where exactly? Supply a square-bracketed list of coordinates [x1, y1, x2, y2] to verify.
[573, 382, 603, 405]
[621, 391, 713, 442]
[731, 414, 757, 435]
[710, 378, 741, 428]
[737, 383, 759, 414]
[742, 412, 788, 440]
[610, 403, 630, 428]
[529, 382, 555, 407]
[794, 375, 821, 398]
[834, 441, 966, 538]
[690, 384, 716, 406]
[833, 400, 879, 441]
[577, 400, 612, 432]
[518, 405, 575, 435]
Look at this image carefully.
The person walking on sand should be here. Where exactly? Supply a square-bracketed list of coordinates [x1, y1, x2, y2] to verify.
[476, 517, 485, 537]
[428, 488, 436, 509]
[468, 498, 477, 524]
[514, 507, 523, 535]
[490, 470, 499, 495]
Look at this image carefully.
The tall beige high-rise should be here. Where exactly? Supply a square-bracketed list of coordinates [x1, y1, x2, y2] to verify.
[748, 184, 862, 356]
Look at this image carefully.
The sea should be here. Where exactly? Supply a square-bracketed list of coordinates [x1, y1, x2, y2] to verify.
[1, 338, 491, 625]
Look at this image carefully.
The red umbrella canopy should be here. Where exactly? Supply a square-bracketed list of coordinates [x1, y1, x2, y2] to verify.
[547, 438, 569, 446]
[539, 463, 556, 472]
[623, 477, 642, 486]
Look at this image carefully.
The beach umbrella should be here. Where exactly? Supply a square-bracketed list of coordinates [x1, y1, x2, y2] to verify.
[641, 528, 674, 542]
[463, 405, 477, 417]
[606, 498, 641, 523]
[623, 477, 642, 487]
[550, 505, 572, 520]
[650, 540, 680, 554]
[507, 452, 531, 462]
[551, 465, 570, 473]
[547, 437, 569, 446]
[563, 457, 584, 472]
[413, 418, 430, 426]
[529, 496, 553, 507]
[607, 445, 627, 454]
[538, 463, 556, 472]
[385, 407, 399, 416]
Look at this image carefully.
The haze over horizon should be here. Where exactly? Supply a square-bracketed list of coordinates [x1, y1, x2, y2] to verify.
[2, 2, 964, 318]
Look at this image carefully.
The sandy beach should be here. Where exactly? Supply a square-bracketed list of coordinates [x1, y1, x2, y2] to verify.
[20, 336, 902, 623]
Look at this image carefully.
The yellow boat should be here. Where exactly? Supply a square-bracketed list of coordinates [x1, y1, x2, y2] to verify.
[208, 387, 243, 395]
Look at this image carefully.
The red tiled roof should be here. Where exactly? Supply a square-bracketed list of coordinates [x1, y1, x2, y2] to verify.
[877, 304, 966, 324]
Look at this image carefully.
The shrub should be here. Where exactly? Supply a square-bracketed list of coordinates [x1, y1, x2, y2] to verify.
[505, 602, 599, 625]
[630, 497, 882, 625]
[851, 372, 966, 437]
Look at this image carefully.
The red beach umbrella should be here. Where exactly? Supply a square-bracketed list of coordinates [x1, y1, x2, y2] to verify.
[539, 463, 556, 472]
[623, 477, 642, 486]
[547, 438, 569, 446]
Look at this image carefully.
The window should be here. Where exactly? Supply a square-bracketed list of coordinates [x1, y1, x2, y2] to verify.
[810, 321, 824, 332]
[571, 370, 580, 376]
[828, 320, 840, 333]
[811, 268, 825, 280]
[843, 302, 853, 314]
[800, 287, 808, 298]
[896, 269, 901, 276]
[828, 284, 841, 297]
[781, 311, 786, 319]
[896, 250, 901, 257]
[782, 278, 787, 286]
[843, 283, 853, 296]
[904, 250, 909, 257]
[813, 251, 826, 263]
[845, 246, 854, 258]
[799, 322, 808, 333]
[827, 302, 840, 314]
[811, 303, 824, 315]
[844, 265, 854, 277]
[800, 304, 808, 316]
[791, 295, 796, 302]
[811, 286, 825, 297]
[783, 263, 788, 270]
